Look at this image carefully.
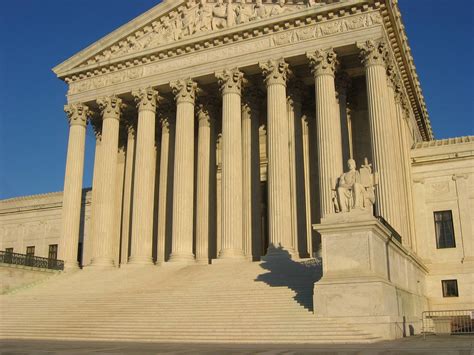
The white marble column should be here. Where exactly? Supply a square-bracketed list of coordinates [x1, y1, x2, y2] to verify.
[386, 66, 408, 239]
[241, 90, 260, 260]
[91, 96, 124, 267]
[169, 79, 198, 263]
[195, 104, 213, 264]
[336, 72, 352, 163]
[307, 48, 343, 218]
[86, 123, 102, 266]
[397, 94, 417, 251]
[358, 39, 398, 226]
[287, 84, 306, 257]
[260, 59, 294, 257]
[216, 68, 245, 260]
[59, 103, 90, 269]
[113, 144, 126, 266]
[120, 121, 136, 265]
[301, 113, 313, 257]
[128, 88, 159, 265]
[156, 114, 172, 265]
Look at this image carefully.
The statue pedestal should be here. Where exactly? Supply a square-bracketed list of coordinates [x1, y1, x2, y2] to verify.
[313, 213, 428, 339]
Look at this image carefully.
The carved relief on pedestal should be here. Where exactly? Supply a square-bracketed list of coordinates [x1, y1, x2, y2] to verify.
[333, 158, 376, 213]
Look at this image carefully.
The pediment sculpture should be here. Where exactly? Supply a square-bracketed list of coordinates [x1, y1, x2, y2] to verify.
[333, 158, 376, 213]
[84, 0, 338, 66]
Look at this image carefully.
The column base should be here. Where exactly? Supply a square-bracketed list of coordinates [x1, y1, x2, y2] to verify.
[127, 256, 154, 266]
[89, 257, 116, 268]
[218, 249, 246, 260]
[168, 252, 195, 264]
[195, 258, 210, 265]
[262, 244, 296, 261]
[62, 261, 80, 272]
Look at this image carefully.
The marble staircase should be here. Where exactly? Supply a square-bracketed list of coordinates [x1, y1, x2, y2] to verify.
[0, 258, 381, 343]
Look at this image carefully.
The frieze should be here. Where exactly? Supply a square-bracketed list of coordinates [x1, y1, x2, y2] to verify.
[68, 12, 382, 95]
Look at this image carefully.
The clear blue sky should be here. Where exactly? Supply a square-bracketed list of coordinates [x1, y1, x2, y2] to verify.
[0, 0, 473, 200]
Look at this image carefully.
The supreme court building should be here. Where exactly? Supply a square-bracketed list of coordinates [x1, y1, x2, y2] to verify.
[0, 0, 473, 343]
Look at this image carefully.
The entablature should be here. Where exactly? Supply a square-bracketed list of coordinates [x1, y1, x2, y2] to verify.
[54, 0, 433, 141]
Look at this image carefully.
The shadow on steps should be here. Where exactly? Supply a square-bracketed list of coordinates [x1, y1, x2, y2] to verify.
[255, 246, 322, 312]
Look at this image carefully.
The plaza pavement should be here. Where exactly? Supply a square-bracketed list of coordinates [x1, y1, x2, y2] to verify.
[0, 336, 473, 355]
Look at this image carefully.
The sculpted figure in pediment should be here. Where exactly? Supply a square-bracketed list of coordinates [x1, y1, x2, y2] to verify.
[271, 0, 291, 16]
[213, 0, 229, 30]
[253, 0, 269, 20]
[196, 0, 213, 32]
[235, 0, 252, 24]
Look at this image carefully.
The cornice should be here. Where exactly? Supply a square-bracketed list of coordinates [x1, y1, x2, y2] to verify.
[381, 0, 433, 141]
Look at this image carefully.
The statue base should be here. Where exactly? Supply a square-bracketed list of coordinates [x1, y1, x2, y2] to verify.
[313, 213, 428, 340]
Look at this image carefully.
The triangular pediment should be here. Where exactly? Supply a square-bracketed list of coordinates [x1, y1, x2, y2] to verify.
[53, 0, 343, 77]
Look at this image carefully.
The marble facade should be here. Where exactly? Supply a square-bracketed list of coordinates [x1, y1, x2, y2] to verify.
[1, 0, 473, 340]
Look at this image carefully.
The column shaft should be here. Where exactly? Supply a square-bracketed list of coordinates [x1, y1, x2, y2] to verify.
[120, 125, 136, 265]
[387, 75, 407, 239]
[216, 69, 245, 259]
[156, 118, 171, 264]
[169, 79, 197, 263]
[307, 49, 343, 218]
[302, 114, 313, 256]
[91, 96, 123, 267]
[59, 104, 90, 269]
[260, 59, 293, 257]
[359, 40, 398, 225]
[242, 103, 252, 259]
[129, 88, 159, 265]
[195, 106, 213, 263]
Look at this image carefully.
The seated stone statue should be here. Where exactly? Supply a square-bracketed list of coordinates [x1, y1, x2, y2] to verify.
[334, 158, 376, 213]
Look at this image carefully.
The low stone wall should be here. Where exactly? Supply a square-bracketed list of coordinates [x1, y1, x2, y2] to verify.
[0, 264, 58, 294]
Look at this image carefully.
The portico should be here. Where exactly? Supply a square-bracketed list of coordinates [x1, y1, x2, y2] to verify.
[54, 0, 432, 270]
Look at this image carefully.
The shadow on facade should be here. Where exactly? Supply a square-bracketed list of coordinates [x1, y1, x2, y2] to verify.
[255, 246, 322, 312]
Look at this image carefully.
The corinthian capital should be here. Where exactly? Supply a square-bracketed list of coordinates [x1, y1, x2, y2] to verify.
[64, 103, 90, 127]
[358, 39, 389, 68]
[170, 78, 198, 104]
[132, 87, 159, 112]
[196, 104, 213, 127]
[216, 68, 245, 95]
[96, 96, 124, 120]
[259, 58, 291, 86]
[307, 48, 339, 77]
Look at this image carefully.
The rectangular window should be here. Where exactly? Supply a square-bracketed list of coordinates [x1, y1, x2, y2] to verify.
[4, 248, 14, 264]
[26, 246, 35, 267]
[26, 246, 35, 257]
[442, 280, 459, 297]
[48, 245, 58, 260]
[434, 211, 456, 249]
